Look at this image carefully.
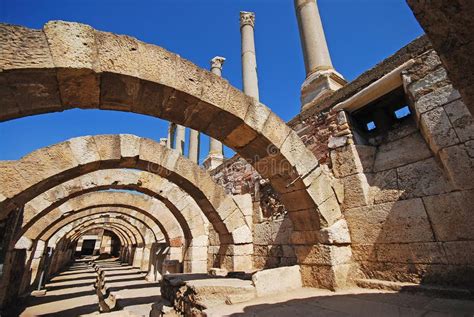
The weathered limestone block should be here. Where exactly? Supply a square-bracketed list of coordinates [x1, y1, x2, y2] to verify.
[43, 21, 100, 108]
[397, 157, 452, 198]
[15, 141, 79, 188]
[261, 112, 293, 150]
[375, 242, 447, 264]
[420, 106, 460, 153]
[242, 101, 271, 135]
[231, 225, 252, 244]
[300, 263, 355, 290]
[251, 265, 302, 297]
[443, 241, 474, 265]
[294, 245, 352, 266]
[280, 131, 320, 180]
[422, 190, 474, 241]
[368, 169, 403, 204]
[439, 143, 474, 190]
[161, 274, 256, 315]
[93, 135, 121, 161]
[317, 194, 343, 228]
[185, 247, 208, 262]
[351, 244, 377, 262]
[341, 173, 371, 209]
[184, 260, 208, 274]
[208, 268, 228, 277]
[305, 171, 336, 206]
[373, 132, 431, 172]
[330, 145, 375, 177]
[444, 100, 474, 142]
[317, 219, 351, 244]
[0, 24, 54, 69]
[0, 162, 28, 199]
[407, 67, 448, 100]
[328, 135, 348, 149]
[413, 84, 461, 118]
[345, 199, 435, 243]
[232, 193, 253, 229]
[68, 136, 100, 167]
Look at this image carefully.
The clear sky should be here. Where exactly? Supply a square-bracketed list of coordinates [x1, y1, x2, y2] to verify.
[0, 0, 423, 162]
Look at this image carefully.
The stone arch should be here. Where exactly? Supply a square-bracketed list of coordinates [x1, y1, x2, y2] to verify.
[59, 217, 146, 247]
[23, 191, 209, 272]
[40, 208, 163, 244]
[0, 135, 251, 248]
[20, 168, 209, 245]
[71, 224, 130, 247]
[23, 191, 185, 247]
[64, 219, 154, 270]
[0, 21, 350, 287]
[48, 213, 154, 248]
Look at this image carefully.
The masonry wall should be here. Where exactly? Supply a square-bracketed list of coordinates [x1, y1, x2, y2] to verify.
[211, 158, 297, 270]
[301, 48, 474, 287]
[212, 41, 473, 288]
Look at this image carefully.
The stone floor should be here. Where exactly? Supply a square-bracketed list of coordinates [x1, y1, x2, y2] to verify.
[8, 259, 161, 317]
[205, 287, 474, 317]
[7, 260, 474, 316]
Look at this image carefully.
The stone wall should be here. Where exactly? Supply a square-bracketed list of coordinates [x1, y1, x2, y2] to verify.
[330, 49, 474, 287]
[211, 158, 297, 270]
[211, 38, 473, 289]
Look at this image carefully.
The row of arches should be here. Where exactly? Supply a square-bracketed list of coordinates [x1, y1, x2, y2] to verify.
[0, 20, 350, 308]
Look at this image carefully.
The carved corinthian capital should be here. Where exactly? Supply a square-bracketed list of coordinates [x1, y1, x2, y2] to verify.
[210, 56, 226, 70]
[240, 11, 255, 28]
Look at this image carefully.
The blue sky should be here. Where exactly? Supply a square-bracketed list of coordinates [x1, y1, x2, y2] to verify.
[0, 0, 423, 162]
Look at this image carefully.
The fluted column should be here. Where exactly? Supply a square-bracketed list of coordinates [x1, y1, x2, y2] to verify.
[175, 125, 186, 155]
[188, 129, 200, 163]
[240, 11, 259, 101]
[294, 0, 346, 110]
[203, 57, 225, 170]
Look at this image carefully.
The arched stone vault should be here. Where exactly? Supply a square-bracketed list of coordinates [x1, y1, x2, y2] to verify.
[73, 227, 127, 247]
[69, 223, 132, 247]
[0, 21, 351, 287]
[48, 213, 152, 248]
[59, 217, 147, 247]
[20, 168, 209, 245]
[22, 191, 185, 246]
[0, 135, 251, 247]
[40, 208, 163, 244]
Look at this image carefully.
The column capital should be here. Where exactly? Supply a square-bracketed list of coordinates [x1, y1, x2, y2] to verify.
[210, 56, 226, 70]
[240, 11, 255, 28]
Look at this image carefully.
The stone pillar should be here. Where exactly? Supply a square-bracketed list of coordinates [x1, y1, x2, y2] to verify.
[175, 125, 186, 155]
[203, 57, 226, 170]
[166, 123, 175, 149]
[240, 11, 260, 101]
[188, 129, 200, 163]
[294, 0, 346, 110]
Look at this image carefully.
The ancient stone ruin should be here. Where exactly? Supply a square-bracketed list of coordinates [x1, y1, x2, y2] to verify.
[0, 0, 473, 316]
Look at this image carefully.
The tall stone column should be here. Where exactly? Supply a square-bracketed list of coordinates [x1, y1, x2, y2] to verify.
[188, 129, 200, 163]
[166, 123, 175, 149]
[175, 125, 186, 155]
[203, 57, 226, 170]
[294, 0, 346, 110]
[240, 11, 259, 101]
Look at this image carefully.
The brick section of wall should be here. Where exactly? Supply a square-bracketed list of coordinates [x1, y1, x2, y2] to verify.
[290, 111, 338, 165]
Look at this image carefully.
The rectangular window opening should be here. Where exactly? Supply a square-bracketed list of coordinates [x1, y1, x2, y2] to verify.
[394, 105, 411, 119]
